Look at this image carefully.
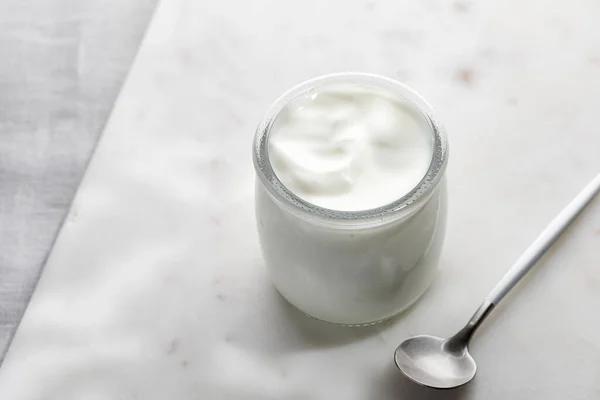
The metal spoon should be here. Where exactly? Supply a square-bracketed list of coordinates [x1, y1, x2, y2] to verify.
[394, 173, 600, 390]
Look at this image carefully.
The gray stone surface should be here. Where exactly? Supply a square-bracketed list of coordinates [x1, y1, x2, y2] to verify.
[0, 0, 157, 361]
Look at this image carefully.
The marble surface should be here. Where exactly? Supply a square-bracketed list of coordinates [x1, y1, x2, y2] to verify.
[1, 0, 600, 398]
[0, 0, 158, 360]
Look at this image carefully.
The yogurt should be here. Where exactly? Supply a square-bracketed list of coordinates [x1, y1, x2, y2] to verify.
[268, 85, 433, 211]
[253, 74, 448, 325]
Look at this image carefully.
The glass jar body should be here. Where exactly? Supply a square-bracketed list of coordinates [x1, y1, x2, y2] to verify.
[255, 178, 447, 325]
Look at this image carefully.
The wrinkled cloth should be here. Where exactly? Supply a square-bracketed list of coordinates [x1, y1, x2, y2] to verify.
[0, 0, 157, 362]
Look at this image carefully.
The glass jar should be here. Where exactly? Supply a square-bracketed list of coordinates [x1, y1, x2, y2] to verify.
[253, 73, 448, 325]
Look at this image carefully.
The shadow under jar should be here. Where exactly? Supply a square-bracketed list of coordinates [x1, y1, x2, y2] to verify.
[253, 73, 448, 325]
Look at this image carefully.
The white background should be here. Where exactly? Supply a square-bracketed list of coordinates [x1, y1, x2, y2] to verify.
[1, 0, 599, 398]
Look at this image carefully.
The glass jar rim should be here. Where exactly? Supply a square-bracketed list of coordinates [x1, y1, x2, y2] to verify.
[253, 72, 448, 222]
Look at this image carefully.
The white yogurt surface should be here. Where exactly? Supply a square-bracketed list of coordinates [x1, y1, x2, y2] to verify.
[268, 84, 433, 211]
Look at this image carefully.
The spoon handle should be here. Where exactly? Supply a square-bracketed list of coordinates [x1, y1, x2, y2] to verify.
[486, 173, 600, 305]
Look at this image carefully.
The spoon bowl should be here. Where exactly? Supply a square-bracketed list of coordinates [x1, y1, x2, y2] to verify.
[394, 335, 476, 389]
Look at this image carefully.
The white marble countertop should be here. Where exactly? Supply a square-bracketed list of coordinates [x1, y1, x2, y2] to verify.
[1, 0, 599, 398]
